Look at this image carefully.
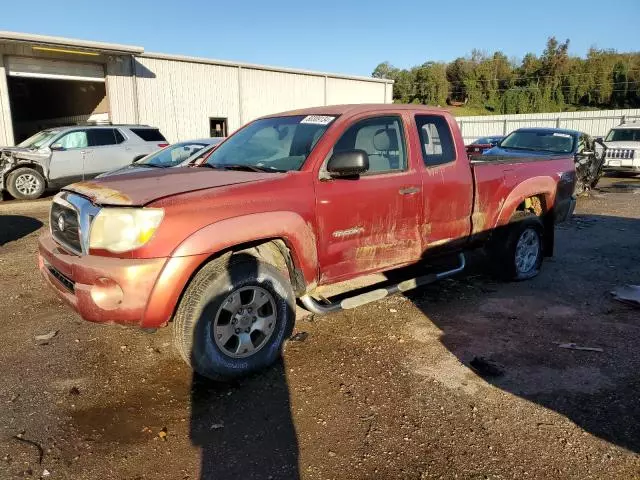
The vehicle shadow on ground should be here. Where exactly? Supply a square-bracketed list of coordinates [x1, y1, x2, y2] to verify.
[189, 253, 299, 480]
[0, 215, 43, 246]
[402, 213, 640, 454]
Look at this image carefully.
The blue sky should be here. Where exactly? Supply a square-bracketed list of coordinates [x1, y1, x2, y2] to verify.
[1, 0, 638, 76]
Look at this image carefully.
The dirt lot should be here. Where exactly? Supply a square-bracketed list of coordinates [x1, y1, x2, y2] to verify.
[0, 176, 639, 480]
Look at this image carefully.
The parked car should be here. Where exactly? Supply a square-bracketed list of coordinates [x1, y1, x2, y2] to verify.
[97, 137, 225, 178]
[601, 122, 640, 176]
[0, 125, 168, 200]
[484, 127, 606, 194]
[465, 136, 504, 156]
[38, 105, 576, 381]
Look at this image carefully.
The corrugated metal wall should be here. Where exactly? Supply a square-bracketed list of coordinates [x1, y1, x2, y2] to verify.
[326, 77, 387, 105]
[105, 57, 136, 125]
[239, 68, 325, 124]
[135, 55, 392, 142]
[134, 56, 241, 142]
[0, 40, 392, 145]
[0, 54, 13, 145]
[456, 109, 640, 143]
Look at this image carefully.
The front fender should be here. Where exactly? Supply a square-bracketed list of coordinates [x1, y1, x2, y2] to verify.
[171, 211, 318, 285]
[494, 176, 557, 228]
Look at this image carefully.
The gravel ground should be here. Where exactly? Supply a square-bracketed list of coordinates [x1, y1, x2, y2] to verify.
[0, 176, 639, 480]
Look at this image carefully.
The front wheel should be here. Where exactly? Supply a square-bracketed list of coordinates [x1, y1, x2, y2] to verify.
[172, 253, 295, 381]
[6, 167, 46, 200]
[488, 215, 544, 281]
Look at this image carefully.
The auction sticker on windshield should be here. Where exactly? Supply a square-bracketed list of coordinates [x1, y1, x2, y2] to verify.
[552, 133, 572, 138]
[300, 115, 335, 125]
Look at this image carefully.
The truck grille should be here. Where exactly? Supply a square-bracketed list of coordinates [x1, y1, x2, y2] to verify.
[606, 148, 636, 159]
[51, 202, 82, 254]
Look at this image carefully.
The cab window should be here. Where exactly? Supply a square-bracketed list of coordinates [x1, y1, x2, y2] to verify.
[415, 115, 456, 167]
[333, 116, 406, 174]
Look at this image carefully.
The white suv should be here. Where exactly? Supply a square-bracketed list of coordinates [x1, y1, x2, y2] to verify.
[602, 122, 640, 175]
[0, 125, 168, 200]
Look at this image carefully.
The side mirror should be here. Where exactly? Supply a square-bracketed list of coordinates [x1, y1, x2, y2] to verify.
[578, 150, 594, 156]
[326, 150, 369, 178]
[50, 143, 64, 151]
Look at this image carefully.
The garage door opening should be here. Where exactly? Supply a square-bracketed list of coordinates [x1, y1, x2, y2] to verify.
[8, 76, 108, 144]
[5, 56, 110, 144]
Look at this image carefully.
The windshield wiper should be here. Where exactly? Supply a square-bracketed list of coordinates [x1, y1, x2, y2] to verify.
[136, 163, 166, 168]
[200, 163, 285, 173]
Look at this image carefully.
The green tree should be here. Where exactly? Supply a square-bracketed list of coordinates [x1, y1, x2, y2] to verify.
[372, 37, 640, 113]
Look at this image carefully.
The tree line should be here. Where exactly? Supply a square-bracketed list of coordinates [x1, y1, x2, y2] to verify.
[372, 38, 640, 114]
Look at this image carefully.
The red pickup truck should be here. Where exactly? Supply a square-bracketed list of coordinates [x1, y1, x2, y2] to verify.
[38, 105, 576, 380]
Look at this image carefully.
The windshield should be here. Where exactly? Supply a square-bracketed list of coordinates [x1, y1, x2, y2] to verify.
[138, 141, 210, 167]
[205, 115, 336, 171]
[605, 128, 640, 142]
[499, 131, 576, 154]
[17, 130, 60, 149]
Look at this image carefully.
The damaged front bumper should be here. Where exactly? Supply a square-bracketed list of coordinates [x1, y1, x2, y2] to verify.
[0, 147, 49, 192]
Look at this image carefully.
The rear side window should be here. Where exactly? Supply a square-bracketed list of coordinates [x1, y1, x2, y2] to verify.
[334, 116, 406, 174]
[88, 128, 125, 147]
[130, 128, 166, 142]
[415, 115, 456, 167]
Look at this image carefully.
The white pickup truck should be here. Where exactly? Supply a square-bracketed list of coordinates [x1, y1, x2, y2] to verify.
[602, 122, 640, 175]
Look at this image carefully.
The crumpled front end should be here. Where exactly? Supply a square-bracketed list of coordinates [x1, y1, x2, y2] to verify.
[0, 149, 14, 192]
[574, 140, 608, 195]
[0, 147, 49, 192]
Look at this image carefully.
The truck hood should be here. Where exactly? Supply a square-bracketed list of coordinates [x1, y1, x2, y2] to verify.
[603, 141, 640, 149]
[64, 167, 283, 206]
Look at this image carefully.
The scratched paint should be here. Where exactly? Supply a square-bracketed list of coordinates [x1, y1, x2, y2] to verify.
[66, 181, 132, 205]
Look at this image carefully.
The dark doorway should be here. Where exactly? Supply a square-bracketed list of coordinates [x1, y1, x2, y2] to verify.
[7, 76, 108, 143]
[209, 118, 228, 138]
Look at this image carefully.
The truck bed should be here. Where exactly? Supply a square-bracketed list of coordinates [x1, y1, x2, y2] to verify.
[470, 154, 576, 236]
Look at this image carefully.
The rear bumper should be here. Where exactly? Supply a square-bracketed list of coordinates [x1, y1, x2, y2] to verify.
[555, 196, 576, 224]
[38, 233, 210, 328]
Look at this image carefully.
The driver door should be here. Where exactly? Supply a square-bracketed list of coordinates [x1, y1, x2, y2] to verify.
[314, 114, 423, 283]
[48, 129, 89, 185]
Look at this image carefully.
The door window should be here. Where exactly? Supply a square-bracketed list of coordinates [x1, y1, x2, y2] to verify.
[415, 115, 456, 167]
[88, 128, 124, 147]
[57, 130, 88, 149]
[333, 116, 406, 174]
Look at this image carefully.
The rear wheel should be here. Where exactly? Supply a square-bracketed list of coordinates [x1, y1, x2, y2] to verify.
[488, 214, 544, 281]
[173, 253, 295, 381]
[7, 167, 45, 200]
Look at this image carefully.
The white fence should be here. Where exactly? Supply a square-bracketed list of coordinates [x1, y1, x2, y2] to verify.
[456, 109, 640, 144]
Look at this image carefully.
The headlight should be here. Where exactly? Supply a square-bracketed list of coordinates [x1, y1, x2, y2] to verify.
[89, 208, 164, 253]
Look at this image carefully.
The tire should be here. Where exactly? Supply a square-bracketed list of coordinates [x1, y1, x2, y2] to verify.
[488, 214, 544, 281]
[6, 167, 46, 200]
[173, 253, 296, 381]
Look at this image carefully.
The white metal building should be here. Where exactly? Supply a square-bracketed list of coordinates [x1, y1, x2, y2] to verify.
[0, 31, 393, 145]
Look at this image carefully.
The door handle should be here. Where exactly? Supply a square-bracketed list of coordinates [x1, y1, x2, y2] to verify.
[399, 186, 421, 195]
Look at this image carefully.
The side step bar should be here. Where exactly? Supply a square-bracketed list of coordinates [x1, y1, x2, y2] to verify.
[300, 253, 466, 315]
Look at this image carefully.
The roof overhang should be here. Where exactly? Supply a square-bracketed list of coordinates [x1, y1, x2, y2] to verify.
[0, 31, 144, 55]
